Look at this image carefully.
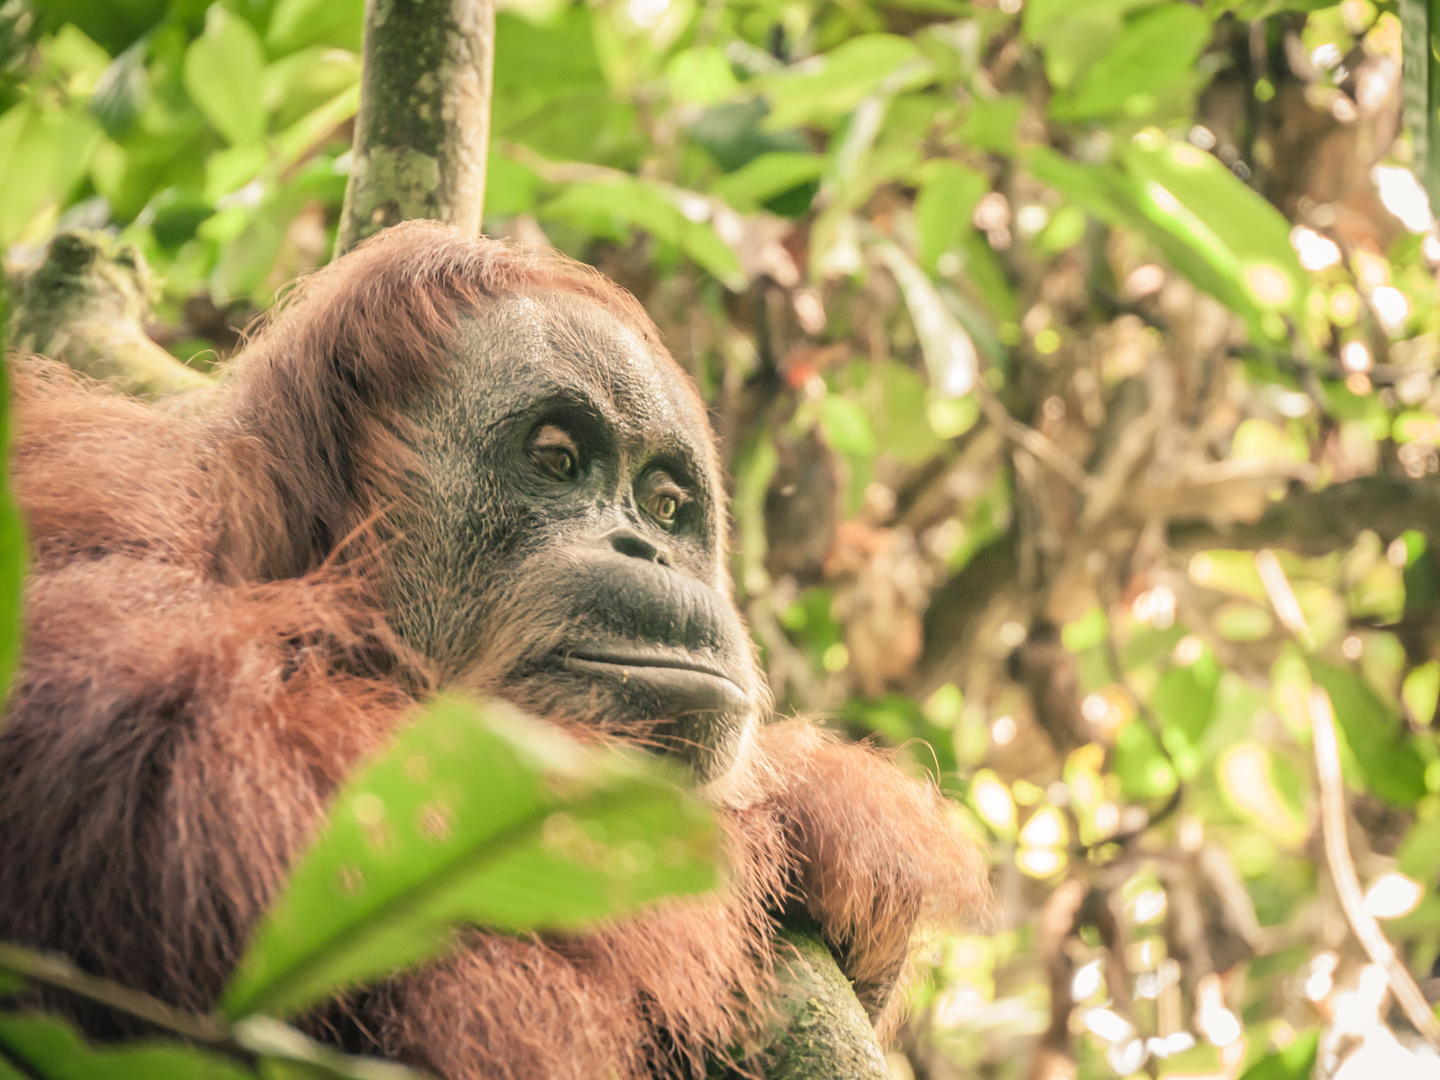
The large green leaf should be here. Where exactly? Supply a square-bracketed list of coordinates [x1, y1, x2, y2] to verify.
[1026, 137, 1303, 343]
[1120, 134, 1306, 322]
[1112, 720, 1178, 800]
[220, 696, 721, 1020]
[491, 8, 636, 166]
[1307, 658, 1429, 806]
[758, 35, 931, 130]
[183, 6, 267, 146]
[1051, 4, 1212, 119]
[0, 103, 101, 245]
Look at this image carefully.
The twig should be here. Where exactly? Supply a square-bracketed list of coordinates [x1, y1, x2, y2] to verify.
[1307, 689, 1440, 1048]
[0, 941, 229, 1045]
[1253, 553, 1440, 1043]
[0, 941, 430, 1079]
[1254, 549, 1313, 649]
[973, 381, 1096, 496]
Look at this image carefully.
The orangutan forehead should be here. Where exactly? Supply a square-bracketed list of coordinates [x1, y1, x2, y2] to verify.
[446, 290, 716, 450]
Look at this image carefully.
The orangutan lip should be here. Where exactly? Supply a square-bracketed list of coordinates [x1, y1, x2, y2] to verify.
[558, 647, 743, 689]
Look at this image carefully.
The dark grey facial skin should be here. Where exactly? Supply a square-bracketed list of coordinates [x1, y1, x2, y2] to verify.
[383, 291, 764, 783]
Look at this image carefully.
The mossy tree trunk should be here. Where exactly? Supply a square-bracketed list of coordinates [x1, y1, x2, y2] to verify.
[747, 925, 892, 1080]
[335, 0, 497, 256]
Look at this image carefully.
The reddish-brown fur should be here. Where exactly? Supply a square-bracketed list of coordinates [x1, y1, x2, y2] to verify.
[0, 221, 987, 1079]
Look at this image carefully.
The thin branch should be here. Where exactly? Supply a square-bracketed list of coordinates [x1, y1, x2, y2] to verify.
[0, 942, 431, 1080]
[1169, 475, 1440, 556]
[0, 941, 230, 1045]
[973, 381, 1096, 496]
[1307, 689, 1440, 1048]
[1254, 549, 1313, 649]
[1252, 553, 1440, 1043]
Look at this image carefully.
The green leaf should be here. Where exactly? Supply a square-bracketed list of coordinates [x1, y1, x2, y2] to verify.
[90, 40, 150, 138]
[1153, 665, 1218, 743]
[1051, 5, 1212, 120]
[915, 160, 989, 273]
[958, 96, 1024, 153]
[1023, 0, 1149, 43]
[220, 696, 721, 1020]
[0, 1013, 254, 1080]
[184, 6, 267, 146]
[1307, 658, 1429, 805]
[492, 7, 634, 165]
[1112, 720, 1178, 800]
[273, 84, 361, 172]
[262, 47, 362, 130]
[0, 103, 101, 246]
[758, 35, 929, 130]
[816, 395, 877, 457]
[30, 0, 167, 53]
[1120, 134, 1306, 322]
[1236, 1029, 1319, 1080]
[1026, 138, 1303, 343]
[1025, 0, 1146, 88]
[1399, 813, 1440, 881]
[712, 152, 826, 212]
[540, 178, 745, 289]
[664, 46, 740, 107]
[1152, 665, 1217, 778]
[266, 0, 364, 56]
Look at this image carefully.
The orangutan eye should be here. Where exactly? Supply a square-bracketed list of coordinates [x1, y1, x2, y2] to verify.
[528, 425, 580, 481]
[644, 472, 688, 529]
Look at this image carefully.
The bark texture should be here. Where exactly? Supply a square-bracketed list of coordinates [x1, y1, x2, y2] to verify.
[8, 232, 212, 398]
[747, 925, 891, 1080]
[335, 0, 496, 255]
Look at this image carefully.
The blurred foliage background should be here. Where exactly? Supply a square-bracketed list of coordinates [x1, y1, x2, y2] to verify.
[8, 0, 1440, 1076]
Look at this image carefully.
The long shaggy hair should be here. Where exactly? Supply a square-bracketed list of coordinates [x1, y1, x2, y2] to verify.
[0, 220, 988, 1079]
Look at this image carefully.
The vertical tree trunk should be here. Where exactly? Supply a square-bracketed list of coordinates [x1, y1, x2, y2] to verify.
[335, 0, 496, 257]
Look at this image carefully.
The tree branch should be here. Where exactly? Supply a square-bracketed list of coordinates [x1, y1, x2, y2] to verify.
[1168, 474, 1440, 555]
[1307, 690, 1440, 1048]
[8, 232, 213, 398]
[738, 925, 890, 1080]
[0, 941, 228, 1045]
